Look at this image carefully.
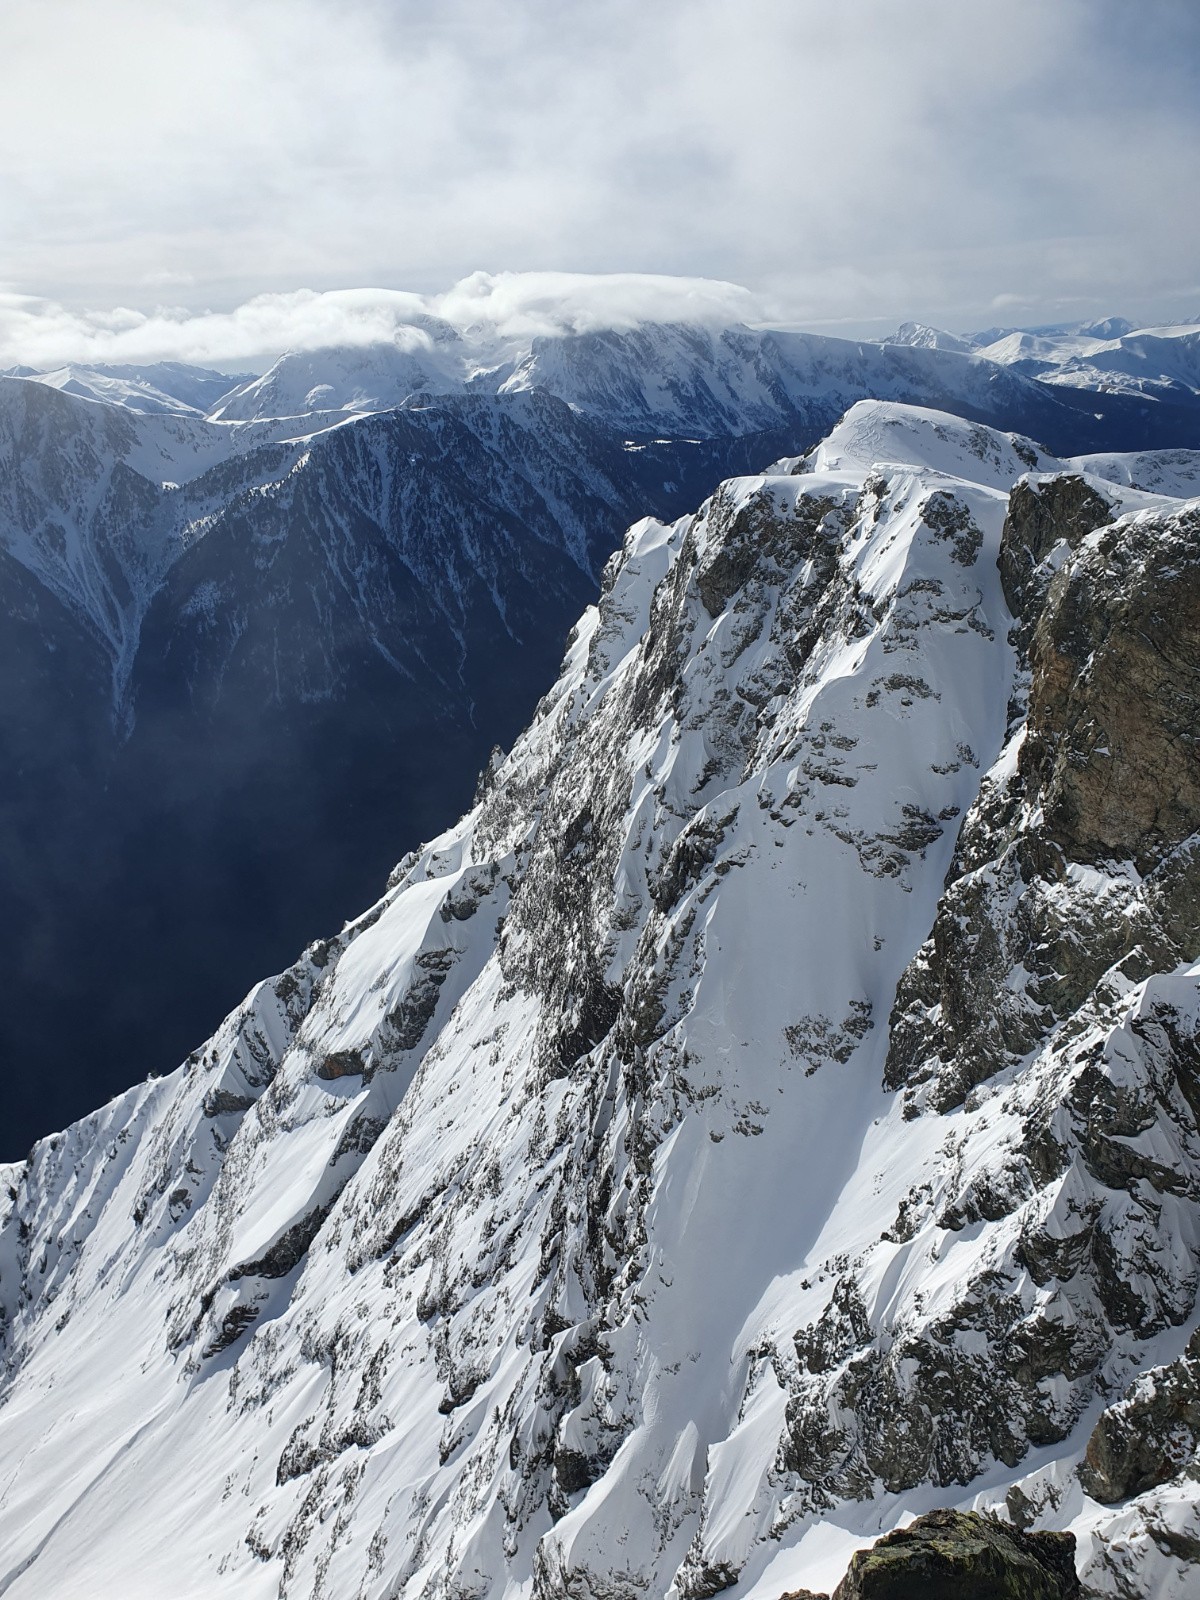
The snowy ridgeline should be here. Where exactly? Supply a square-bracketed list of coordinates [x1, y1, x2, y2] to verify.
[883, 315, 1200, 401]
[13, 313, 1200, 427]
[2, 401, 1200, 1598]
[4, 314, 1198, 711]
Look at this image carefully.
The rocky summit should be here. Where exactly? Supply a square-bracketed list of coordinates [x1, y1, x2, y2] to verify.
[1, 400, 1199, 1598]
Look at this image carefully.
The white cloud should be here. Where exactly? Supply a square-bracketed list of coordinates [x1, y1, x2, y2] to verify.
[0, 274, 764, 370]
[433, 271, 760, 338]
[2, 0, 1198, 340]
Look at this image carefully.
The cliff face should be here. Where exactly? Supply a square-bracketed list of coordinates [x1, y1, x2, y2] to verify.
[1023, 501, 1200, 868]
[1, 401, 1199, 1600]
[875, 475, 1200, 1599]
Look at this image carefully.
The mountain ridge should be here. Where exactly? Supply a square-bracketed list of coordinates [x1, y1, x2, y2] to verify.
[3, 401, 1198, 1597]
[9, 311, 1200, 1159]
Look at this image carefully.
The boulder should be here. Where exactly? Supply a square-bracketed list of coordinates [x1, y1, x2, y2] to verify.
[827, 1508, 1080, 1600]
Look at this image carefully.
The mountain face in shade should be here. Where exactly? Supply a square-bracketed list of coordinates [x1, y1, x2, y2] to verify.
[0, 373, 773, 1157]
[1, 401, 1198, 1599]
[1, 315, 1198, 1158]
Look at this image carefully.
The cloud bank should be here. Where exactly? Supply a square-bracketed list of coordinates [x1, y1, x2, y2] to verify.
[0, 274, 763, 370]
[3, 0, 1199, 348]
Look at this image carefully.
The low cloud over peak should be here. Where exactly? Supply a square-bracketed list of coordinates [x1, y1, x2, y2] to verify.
[0, 274, 765, 372]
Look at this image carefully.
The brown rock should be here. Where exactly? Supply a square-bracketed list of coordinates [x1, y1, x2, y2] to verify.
[999, 474, 1114, 635]
[1021, 505, 1200, 870]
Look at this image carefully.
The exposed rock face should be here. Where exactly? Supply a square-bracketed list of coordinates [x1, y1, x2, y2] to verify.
[829, 1510, 1079, 1600]
[998, 473, 1114, 634]
[856, 1511, 1077, 1599]
[1023, 503, 1200, 868]
[886, 487, 1200, 1111]
[781, 1510, 1081, 1600]
[1080, 1327, 1200, 1504]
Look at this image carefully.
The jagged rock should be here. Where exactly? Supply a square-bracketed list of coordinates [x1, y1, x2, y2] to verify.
[202, 1087, 257, 1117]
[887, 492, 1200, 1110]
[999, 473, 1114, 634]
[204, 1303, 261, 1357]
[315, 1048, 366, 1080]
[1080, 1327, 1200, 1502]
[230, 1202, 332, 1281]
[920, 488, 984, 566]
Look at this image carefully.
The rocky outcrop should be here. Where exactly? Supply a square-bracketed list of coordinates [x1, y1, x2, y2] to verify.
[1080, 1327, 1200, 1503]
[998, 473, 1114, 636]
[887, 490, 1200, 1112]
[1023, 503, 1200, 869]
[826, 1510, 1080, 1600]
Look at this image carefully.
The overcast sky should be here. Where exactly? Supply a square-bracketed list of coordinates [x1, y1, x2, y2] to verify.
[2, 0, 1199, 367]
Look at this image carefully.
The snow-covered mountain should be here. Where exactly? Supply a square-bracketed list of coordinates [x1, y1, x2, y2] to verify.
[2, 401, 1198, 1598]
[210, 321, 1200, 450]
[0, 376, 318, 711]
[7, 313, 1195, 728]
[208, 334, 476, 422]
[10, 359, 252, 416]
[878, 315, 1200, 404]
[878, 320, 976, 354]
[2, 308, 1198, 1159]
[974, 322, 1200, 400]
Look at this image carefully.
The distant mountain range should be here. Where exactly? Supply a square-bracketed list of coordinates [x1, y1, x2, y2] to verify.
[2, 312, 1198, 1157]
[882, 313, 1200, 400]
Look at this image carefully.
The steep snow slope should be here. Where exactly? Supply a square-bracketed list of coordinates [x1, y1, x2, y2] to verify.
[4, 402, 1198, 1598]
